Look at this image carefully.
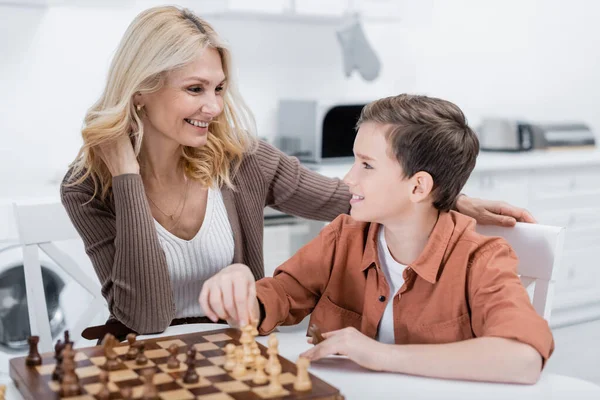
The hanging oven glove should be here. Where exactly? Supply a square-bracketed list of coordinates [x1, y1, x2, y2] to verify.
[336, 18, 381, 81]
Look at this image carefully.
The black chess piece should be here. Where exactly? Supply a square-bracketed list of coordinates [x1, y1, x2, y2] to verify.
[52, 339, 65, 381]
[64, 330, 73, 347]
[136, 343, 148, 365]
[25, 336, 42, 366]
[182, 347, 199, 384]
[167, 344, 180, 369]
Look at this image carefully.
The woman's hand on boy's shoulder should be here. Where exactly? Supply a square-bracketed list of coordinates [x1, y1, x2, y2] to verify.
[300, 327, 385, 371]
[455, 195, 536, 227]
[198, 263, 258, 327]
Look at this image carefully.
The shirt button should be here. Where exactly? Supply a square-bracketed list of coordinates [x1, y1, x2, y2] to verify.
[378, 295, 386, 302]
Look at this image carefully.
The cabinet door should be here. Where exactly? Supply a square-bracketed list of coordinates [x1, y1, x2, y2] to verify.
[463, 171, 529, 207]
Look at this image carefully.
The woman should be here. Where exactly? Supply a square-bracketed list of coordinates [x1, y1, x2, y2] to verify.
[61, 6, 534, 337]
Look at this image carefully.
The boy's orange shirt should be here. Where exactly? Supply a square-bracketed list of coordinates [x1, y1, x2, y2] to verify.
[256, 211, 554, 363]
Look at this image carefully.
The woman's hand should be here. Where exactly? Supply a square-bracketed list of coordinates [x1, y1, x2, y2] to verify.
[456, 195, 536, 227]
[96, 134, 140, 176]
[199, 263, 259, 327]
[300, 327, 385, 371]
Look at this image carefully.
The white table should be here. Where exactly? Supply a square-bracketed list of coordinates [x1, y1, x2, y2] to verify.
[3, 323, 600, 400]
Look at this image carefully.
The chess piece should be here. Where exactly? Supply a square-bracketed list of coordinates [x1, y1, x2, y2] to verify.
[167, 343, 180, 369]
[224, 343, 236, 371]
[136, 343, 148, 365]
[96, 370, 111, 400]
[102, 333, 122, 370]
[64, 330, 73, 347]
[267, 361, 284, 395]
[120, 387, 133, 400]
[59, 344, 81, 397]
[252, 355, 268, 385]
[125, 333, 138, 360]
[140, 368, 159, 400]
[52, 339, 64, 381]
[25, 336, 42, 366]
[266, 334, 279, 374]
[231, 347, 246, 378]
[250, 320, 259, 336]
[183, 347, 199, 384]
[0, 384, 6, 400]
[240, 325, 254, 366]
[294, 357, 312, 391]
[308, 324, 325, 345]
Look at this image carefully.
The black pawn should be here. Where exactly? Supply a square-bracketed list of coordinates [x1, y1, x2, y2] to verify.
[136, 343, 148, 365]
[183, 347, 199, 384]
[52, 339, 65, 381]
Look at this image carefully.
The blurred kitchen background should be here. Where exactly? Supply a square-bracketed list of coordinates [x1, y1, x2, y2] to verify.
[1, 0, 599, 387]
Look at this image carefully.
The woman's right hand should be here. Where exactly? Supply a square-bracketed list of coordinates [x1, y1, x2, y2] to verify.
[96, 134, 140, 176]
[199, 263, 259, 327]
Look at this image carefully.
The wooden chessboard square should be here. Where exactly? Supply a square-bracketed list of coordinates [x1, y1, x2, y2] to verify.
[203, 333, 232, 342]
[74, 352, 89, 361]
[195, 365, 226, 377]
[108, 368, 139, 382]
[201, 349, 225, 358]
[205, 373, 235, 384]
[75, 365, 101, 379]
[75, 359, 94, 368]
[279, 372, 296, 385]
[48, 380, 60, 392]
[156, 381, 184, 392]
[177, 352, 206, 362]
[146, 348, 171, 359]
[194, 342, 220, 352]
[195, 358, 214, 368]
[207, 356, 226, 366]
[175, 376, 212, 389]
[35, 364, 56, 375]
[252, 386, 291, 399]
[236, 371, 257, 381]
[197, 392, 237, 400]
[158, 388, 195, 400]
[187, 385, 221, 397]
[123, 359, 156, 369]
[154, 372, 175, 385]
[113, 346, 129, 356]
[61, 395, 95, 400]
[83, 380, 119, 394]
[157, 339, 187, 349]
[158, 362, 187, 373]
[213, 380, 251, 393]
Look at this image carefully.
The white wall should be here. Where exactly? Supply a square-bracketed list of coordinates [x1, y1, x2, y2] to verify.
[1, 0, 599, 193]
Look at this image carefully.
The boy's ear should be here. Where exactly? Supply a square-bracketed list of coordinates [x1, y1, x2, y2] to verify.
[410, 171, 434, 202]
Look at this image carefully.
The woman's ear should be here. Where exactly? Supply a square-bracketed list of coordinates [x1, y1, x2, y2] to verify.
[410, 171, 434, 202]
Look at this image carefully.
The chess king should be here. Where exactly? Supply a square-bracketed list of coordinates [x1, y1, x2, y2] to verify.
[200, 94, 555, 385]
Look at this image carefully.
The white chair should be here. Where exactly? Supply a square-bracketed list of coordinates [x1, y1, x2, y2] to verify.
[476, 222, 566, 321]
[13, 202, 108, 353]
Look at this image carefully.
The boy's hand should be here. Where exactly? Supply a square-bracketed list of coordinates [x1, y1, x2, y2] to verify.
[199, 263, 259, 326]
[456, 195, 536, 227]
[300, 327, 384, 371]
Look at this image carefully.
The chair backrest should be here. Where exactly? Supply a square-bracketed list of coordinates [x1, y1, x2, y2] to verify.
[13, 201, 107, 353]
[475, 222, 565, 321]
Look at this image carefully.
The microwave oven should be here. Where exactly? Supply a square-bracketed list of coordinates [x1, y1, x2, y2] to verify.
[275, 99, 368, 163]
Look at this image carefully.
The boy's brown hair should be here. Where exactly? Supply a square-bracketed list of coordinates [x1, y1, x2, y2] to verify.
[357, 94, 479, 211]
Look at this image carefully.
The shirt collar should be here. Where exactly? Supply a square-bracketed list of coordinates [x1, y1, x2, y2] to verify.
[360, 212, 455, 284]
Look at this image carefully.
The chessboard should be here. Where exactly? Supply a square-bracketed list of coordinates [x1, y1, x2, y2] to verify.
[9, 327, 344, 400]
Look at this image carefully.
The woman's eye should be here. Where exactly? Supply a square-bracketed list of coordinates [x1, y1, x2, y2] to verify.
[188, 86, 203, 93]
[216, 85, 224, 94]
[362, 162, 373, 169]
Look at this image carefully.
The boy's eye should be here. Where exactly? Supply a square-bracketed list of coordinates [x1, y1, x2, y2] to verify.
[362, 162, 373, 170]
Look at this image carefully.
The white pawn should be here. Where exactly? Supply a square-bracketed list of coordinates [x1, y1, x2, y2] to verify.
[267, 361, 283, 395]
[294, 357, 312, 391]
[252, 355, 268, 385]
[224, 343, 236, 371]
[265, 334, 279, 374]
[231, 347, 246, 378]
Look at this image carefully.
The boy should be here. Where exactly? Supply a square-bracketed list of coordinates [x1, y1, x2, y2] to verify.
[199, 94, 554, 384]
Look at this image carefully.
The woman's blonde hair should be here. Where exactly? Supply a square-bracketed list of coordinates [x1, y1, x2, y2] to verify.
[67, 6, 257, 199]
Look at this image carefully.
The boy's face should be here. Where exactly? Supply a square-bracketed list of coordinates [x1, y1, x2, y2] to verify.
[343, 122, 415, 224]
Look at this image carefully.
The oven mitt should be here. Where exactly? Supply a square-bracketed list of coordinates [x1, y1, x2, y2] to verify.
[336, 18, 381, 81]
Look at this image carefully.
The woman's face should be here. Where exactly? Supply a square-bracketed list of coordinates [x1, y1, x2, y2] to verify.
[138, 47, 226, 148]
